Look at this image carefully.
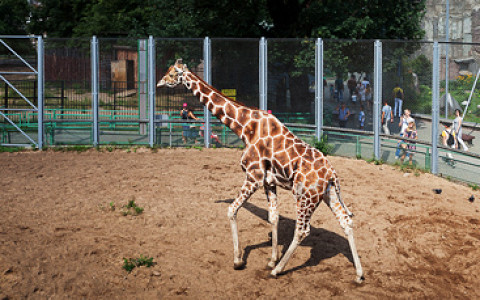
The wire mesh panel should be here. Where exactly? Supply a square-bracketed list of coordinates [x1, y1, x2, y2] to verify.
[209, 38, 259, 148]
[41, 38, 92, 145]
[155, 38, 204, 147]
[323, 39, 374, 131]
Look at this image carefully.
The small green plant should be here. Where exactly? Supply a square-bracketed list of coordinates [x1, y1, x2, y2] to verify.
[121, 198, 144, 216]
[313, 134, 333, 156]
[468, 183, 479, 191]
[366, 157, 384, 165]
[109, 201, 116, 211]
[122, 255, 154, 272]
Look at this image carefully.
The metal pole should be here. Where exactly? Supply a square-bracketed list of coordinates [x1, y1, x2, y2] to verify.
[203, 37, 211, 148]
[461, 67, 480, 120]
[431, 42, 440, 174]
[148, 35, 155, 147]
[373, 40, 382, 160]
[259, 37, 267, 111]
[445, 0, 450, 118]
[37, 36, 44, 149]
[91, 36, 99, 146]
[138, 39, 148, 135]
[315, 38, 323, 140]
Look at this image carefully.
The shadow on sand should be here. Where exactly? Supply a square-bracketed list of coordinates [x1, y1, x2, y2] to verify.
[215, 199, 354, 276]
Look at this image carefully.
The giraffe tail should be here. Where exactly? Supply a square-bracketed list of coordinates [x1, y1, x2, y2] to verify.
[330, 177, 354, 218]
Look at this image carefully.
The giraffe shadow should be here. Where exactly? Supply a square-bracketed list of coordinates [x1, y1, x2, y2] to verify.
[215, 199, 354, 276]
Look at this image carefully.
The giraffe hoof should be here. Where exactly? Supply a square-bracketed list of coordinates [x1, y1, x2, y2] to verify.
[267, 261, 276, 269]
[268, 272, 278, 279]
[355, 275, 365, 284]
[233, 261, 246, 270]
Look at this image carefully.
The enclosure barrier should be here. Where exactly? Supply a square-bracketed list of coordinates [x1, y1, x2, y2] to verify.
[1, 36, 480, 185]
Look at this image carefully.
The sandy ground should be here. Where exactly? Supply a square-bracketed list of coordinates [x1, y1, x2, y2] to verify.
[0, 148, 479, 299]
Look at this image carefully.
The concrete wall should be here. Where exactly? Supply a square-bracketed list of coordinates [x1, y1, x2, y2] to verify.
[423, 0, 480, 78]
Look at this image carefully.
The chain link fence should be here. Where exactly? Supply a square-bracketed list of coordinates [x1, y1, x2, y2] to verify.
[1, 37, 480, 184]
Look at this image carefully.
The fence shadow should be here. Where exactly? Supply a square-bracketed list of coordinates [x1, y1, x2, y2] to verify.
[215, 198, 354, 276]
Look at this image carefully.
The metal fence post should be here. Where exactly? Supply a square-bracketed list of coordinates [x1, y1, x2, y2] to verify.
[203, 37, 212, 148]
[259, 37, 267, 111]
[37, 36, 44, 149]
[91, 35, 99, 146]
[315, 38, 323, 140]
[148, 35, 155, 147]
[431, 42, 440, 174]
[373, 40, 382, 160]
[138, 39, 148, 135]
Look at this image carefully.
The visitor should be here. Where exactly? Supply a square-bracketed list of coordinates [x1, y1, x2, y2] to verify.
[392, 84, 404, 117]
[335, 75, 344, 102]
[358, 105, 365, 130]
[441, 121, 457, 163]
[453, 109, 468, 151]
[347, 74, 357, 102]
[381, 100, 393, 134]
[337, 102, 350, 128]
[180, 102, 199, 144]
[395, 109, 414, 159]
[399, 119, 417, 165]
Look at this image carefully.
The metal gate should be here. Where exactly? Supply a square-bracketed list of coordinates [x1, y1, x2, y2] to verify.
[0, 35, 44, 148]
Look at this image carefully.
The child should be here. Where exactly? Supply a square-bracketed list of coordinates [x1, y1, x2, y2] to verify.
[441, 121, 457, 165]
[399, 120, 417, 165]
[358, 105, 365, 130]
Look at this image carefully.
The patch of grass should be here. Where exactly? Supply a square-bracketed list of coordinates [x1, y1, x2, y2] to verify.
[52, 145, 92, 152]
[122, 255, 154, 273]
[0, 146, 24, 153]
[366, 157, 384, 165]
[468, 183, 479, 191]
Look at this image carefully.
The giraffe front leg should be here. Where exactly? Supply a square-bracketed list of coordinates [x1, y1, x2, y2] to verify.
[228, 178, 259, 270]
[265, 185, 279, 269]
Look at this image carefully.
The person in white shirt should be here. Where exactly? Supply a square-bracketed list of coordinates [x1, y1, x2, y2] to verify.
[453, 109, 468, 151]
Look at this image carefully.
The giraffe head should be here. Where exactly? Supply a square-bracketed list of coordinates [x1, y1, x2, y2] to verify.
[157, 59, 187, 88]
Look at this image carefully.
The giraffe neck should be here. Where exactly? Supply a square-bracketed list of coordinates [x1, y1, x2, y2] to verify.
[182, 70, 252, 140]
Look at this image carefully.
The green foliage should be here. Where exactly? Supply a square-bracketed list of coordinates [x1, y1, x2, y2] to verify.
[0, 146, 24, 153]
[366, 157, 384, 165]
[468, 183, 479, 191]
[122, 255, 154, 272]
[121, 198, 144, 216]
[313, 134, 333, 156]
[24, 0, 426, 40]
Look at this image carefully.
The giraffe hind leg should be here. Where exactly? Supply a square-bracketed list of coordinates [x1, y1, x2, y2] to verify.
[265, 185, 279, 269]
[326, 182, 364, 283]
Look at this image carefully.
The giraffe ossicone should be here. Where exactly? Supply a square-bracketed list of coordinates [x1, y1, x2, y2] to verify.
[157, 58, 364, 283]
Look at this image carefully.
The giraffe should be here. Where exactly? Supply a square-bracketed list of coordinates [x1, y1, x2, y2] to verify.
[157, 59, 364, 283]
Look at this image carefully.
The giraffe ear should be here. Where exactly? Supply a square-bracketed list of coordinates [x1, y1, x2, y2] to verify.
[175, 58, 183, 66]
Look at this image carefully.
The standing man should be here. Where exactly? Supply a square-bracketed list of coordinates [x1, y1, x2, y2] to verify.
[335, 75, 344, 102]
[381, 100, 394, 134]
[392, 83, 404, 117]
[347, 74, 357, 101]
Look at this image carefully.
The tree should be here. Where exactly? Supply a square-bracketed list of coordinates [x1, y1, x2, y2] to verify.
[28, 0, 94, 37]
[0, 0, 30, 35]
[0, 0, 32, 55]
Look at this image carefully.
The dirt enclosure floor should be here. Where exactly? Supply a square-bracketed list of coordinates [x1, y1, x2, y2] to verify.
[1, 148, 479, 299]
